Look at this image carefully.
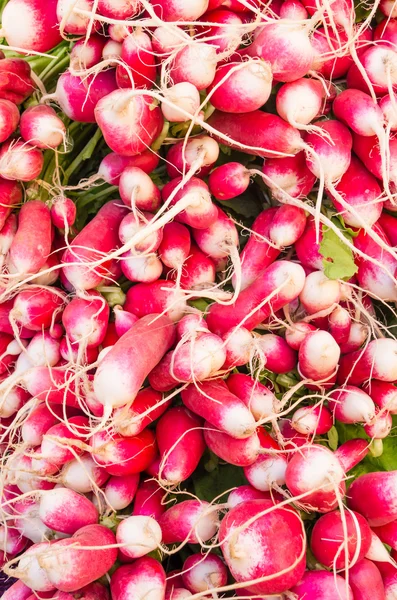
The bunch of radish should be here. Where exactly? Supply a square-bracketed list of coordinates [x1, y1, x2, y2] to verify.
[2, 0, 397, 598]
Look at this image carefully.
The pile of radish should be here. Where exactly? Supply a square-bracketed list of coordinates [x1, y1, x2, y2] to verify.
[2, 0, 397, 598]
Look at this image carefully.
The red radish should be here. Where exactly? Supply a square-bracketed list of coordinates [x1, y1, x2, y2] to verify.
[108, 23, 133, 42]
[14, 331, 61, 375]
[57, 0, 98, 35]
[305, 120, 352, 186]
[208, 162, 250, 200]
[170, 43, 217, 90]
[151, 0, 208, 19]
[62, 291, 109, 349]
[119, 212, 163, 253]
[93, 314, 174, 410]
[163, 331, 225, 382]
[0, 99, 19, 143]
[208, 260, 306, 335]
[311, 27, 361, 79]
[363, 380, 397, 414]
[290, 570, 353, 599]
[198, 9, 243, 54]
[38, 488, 98, 535]
[244, 452, 288, 491]
[0, 385, 29, 418]
[0, 58, 35, 105]
[372, 520, 397, 550]
[20, 105, 66, 149]
[310, 509, 372, 570]
[90, 428, 157, 476]
[161, 82, 201, 123]
[276, 79, 325, 129]
[182, 380, 257, 439]
[121, 253, 161, 284]
[295, 217, 323, 270]
[204, 423, 261, 467]
[0, 198, 20, 256]
[263, 152, 316, 201]
[8, 200, 51, 275]
[53, 70, 118, 123]
[1, 580, 32, 600]
[227, 485, 277, 508]
[268, 205, 306, 248]
[3, 541, 55, 592]
[349, 471, 397, 526]
[52, 582, 110, 600]
[347, 46, 397, 96]
[111, 557, 166, 600]
[22, 366, 86, 409]
[256, 333, 297, 374]
[156, 406, 205, 484]
[207, 61, 272, 113]
[298, 330, 340, 381]
[114, 387, 169, 437]
[40, 415, 89, 467]
[12, 497, 53, 543]
[95, 89, 164, 156]
[161, 177, 218, 230]
[285, 444, 346, 513]
[208, 110, 303, 157]
[280, 0, 308, 18]
[0, 524, 27, 555]
[152, 24, 185, 56]
[51, 197, 76, 229]
[374, 18, 397, 45]
[182, 554, 227, 593]
[62, 200, 128, 290]
[124, 280, 187, 321]
[248, 22, 314, 82]
[61, 453, 109, 493]
[292, 404, 333, 435]
[159, 500, 219, 544]
[103, 39, 122, 62]
[104, 473, 139, 510]
[222, 327, 253, 369]
[158, 222, 191, 277]
[226, 373, 278, 421]
[114, 305, 139, 337]
[299, 271, 341, 315]
[364, 408, 392, 439]
[116, 515, 162, 558]
[338, 338, 397, 385]
[98, 151, 160, 185]
[328, 306, 351, 345]
[116, 31, 156, 90]
[1, 0, 62, 52]
[98, 0, 141, 18]
[70, 35, 106, 69]
[133, 478, 165, 520]
[176, 314, 207, 339]
[0, 140, 43, 182]
[166, 136, 219, 179]
[285, 322, 316, 351]
[379, 212, 397, 244]
[334, 89, 385, 138]
[119, 166, 161, 211]
[21, 404, 62, 446]
[219, 499, 306, 594]
[349, 559, 386, 600]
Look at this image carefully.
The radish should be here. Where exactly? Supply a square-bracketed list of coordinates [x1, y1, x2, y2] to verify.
[70, 35, 106, 70]
[208, 110, 303, 157]
[52, 70, 118, 123]
[328, 306, 351, 345]
[116, 30, 156, 90]
[114, 387, 169, 437]
[204, 423, 262, 467]
[285, 322, 316, 351]
[62, 291, 109, 349]
[0, 180, 22, 237]
[158, 222, 191, 280]
[198, 9, 243, 54]
[208, 162, 250, 200]
[133, 478, 165, 520]
[349, 471, 397, 526]
[103, 39, 123, 62]
[310, 509, 372, 569]
[159, 499, 219, 544]
[263, 152, 317, 201]
[111, 557, 166, 600]
[1, 580, 32, 600]
[227, 485, 277, 508]
[40, 415, 89, 467]
[151, 0, 209, 20]
[0, 140, 43, 182]
[124, 280, 187, 321]
[248, 22, 314, 82]
[374, 18, 397, 45]
[349, 559, 386, 600]
[0, 99, 20, 143]
[207, 260, 306, 335]
[52, 582, 110, 599]
[338, 338, 397, 385]
[62, 199, 128, 290]
[12, 497, 53, 544]
[222, 327, 253, 369]
[0, 385, 29, 419]
[14, 331, 61, 375]
[166, 135, 219, 179]
[57, 0, 98, 35]
[268, 205, 307, 248]
[276, 79, 326, 130]
[93, 314, 174, 410]
[98, 151, 160, 185]
[347, 46, 397, 96]
[170, 43, 217, 90]
[280, 0, 308, 18]
[98, 0, 141, 18]
[90, 428, 157, 476]
[11, 286, 65, 331]
[372, 520, 397, 551]
[119, 166, 161, 211]
[0, 524, 27, 555]
[285, 444, 346, 513]
[299, 271, 341, 315]
[1, 0, 62, 52]
[207, 61, 272, 113]
[61, 453, 109, 493]
[161, 82, 201, 124]
[156, 406, 205, 484]
[104, 473, 139, 510]
[119, 213, 163, 255]
[298, 330, 340, 381]
[116, 515, 162, 558]
[226, 373, 278, 421]
[181, 380, 257, 439]
[21, 404, 63, 446]
[4, 541, 55, 592]
[219, 499, 306, 594]
[364, 407, 392, 439]
[20, 105, 66, 149]
[290, 570, 353, 599]
[114, 305, 139, 337]
[256, 333, 297, 374]
[292, 404, 333, 435]
[0, 58, 35, 105]
[95, 89, 164, 156]
[182, 554, 228, 593]
[363, 380, 397, 414]
[244, 452, 288, 491]
[161, 177, 218, 229]
[38, 488, 98, 535]
[51, 197, 76, 229]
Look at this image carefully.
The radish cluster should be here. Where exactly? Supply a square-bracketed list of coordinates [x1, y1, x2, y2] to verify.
[2, 0, 397, 599]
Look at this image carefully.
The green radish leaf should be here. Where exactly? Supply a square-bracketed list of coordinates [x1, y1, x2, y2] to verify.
[319, 228, 358, 280]
[193, 461, 247, 503]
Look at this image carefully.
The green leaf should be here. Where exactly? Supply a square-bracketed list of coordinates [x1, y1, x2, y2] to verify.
[193, 462, 247, 503]
[327, 426, 339, 452]
[319, 228, 358, 280]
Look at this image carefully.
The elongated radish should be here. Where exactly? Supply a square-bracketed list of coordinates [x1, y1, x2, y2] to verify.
[156, 406, 205, 484]
[290, 570, 353, 599]
[116, 30, 156, 90]
[40, 415, 89, 467]
[62, 291, 109, 349]
[38, 488, 98, 534]
[363, 380, 397, 414]
[114, 387, 169, 437]
[133, 478, 165, 520]
[349, 471, 397, 526]
[119, 167, 161, 212]
[349, 559, 385, 600]
[159, 500, 219, 544]
[338, 338, 397, 385]
[90, 427, 157, 476]
[208, 162, 250, 200]
[124, 281, 187, 321]
[226, 373, 278, 421]
[1, 0, 62, 52]
[70, 34, 106, 70]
